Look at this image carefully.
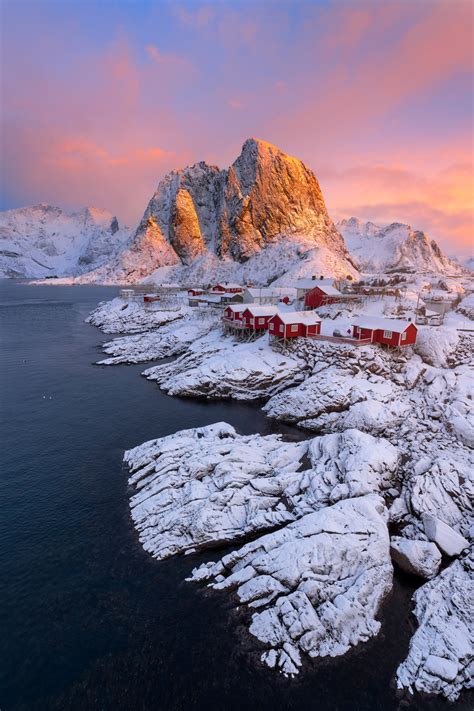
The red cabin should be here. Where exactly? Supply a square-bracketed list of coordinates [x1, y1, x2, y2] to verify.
[351, 317, 417, 347]
[211, 282, 243, 294]
[188, 288, 205, 297]
[304, 285, 343, 309]
[269, 311, 321, 339]
[223, 304, 245, 323]
[241, 305, 278, 331]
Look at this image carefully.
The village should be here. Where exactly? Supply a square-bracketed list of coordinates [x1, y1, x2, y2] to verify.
[115, 274, 463, 351]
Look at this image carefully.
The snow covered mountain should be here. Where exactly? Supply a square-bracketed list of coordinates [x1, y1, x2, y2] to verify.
[87, 138, 357, 284]
[337, 217, 458, 274]
[0, 204, 130, 278]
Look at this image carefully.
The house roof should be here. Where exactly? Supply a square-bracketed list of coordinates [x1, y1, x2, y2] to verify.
[203, 295, 222, 303]
[243, 305, 279, 316]
[272, 310, 321, 325]
[295, 278, 334, 290]
[309, 285, 342, 296]
[225, 304, 245, 313]
[214, 282, 242, 289]
[352, 315, 416, 332]
[246, 287, 293, 296]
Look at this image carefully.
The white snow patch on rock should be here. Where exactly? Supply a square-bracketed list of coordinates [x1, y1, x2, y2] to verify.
[189, 495, 392, 676]
[124, 424, 399, 561]
[143, 332, 306, 400]
[422, 514, 469, 557]
[390, 538, 441, 579]
[397, 551, 473, 702]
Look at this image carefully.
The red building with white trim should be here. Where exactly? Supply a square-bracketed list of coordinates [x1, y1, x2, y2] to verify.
[351, 316, 417, 347]
[241, 305, 279, 331]
[211, 282, 243, 294]
[304, 285, 343, 309]
[269, 311, 321, 339]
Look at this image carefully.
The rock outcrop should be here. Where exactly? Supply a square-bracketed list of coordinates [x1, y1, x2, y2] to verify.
[189, 495, 392, 676]
[397, 550, 473, 702]
[124, 423, 399, 561]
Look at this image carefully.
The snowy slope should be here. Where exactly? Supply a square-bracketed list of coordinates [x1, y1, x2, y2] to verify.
[0, 204, 130, 278]
[337, 217, 459, 274]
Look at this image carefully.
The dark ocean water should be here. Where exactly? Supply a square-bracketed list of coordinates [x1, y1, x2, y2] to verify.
[0, 280, 469, 711]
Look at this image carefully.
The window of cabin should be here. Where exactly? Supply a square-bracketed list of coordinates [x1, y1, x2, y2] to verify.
[258, 318, 265, 324]
[280, 324, 284, 333]
[401, 332, 407, 341]
[291, 324, 298, 332]
[383, 330, 392, 338]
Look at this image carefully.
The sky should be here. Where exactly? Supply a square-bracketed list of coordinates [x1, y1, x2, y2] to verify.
[1, 0, 473, 255]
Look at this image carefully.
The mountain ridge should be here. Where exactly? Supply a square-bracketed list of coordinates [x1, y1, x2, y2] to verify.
[337, 217, 459, 274]
[0, 203, 130, 278]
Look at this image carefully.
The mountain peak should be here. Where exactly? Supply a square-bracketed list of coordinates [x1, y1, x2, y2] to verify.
[110, 139, 355, 280]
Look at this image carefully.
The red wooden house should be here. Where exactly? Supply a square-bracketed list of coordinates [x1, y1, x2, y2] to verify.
[304, 285, 343, 309]
[188, 288, 206, 297]
[211, 282, 243, 294]
[223, 304, 245, 325]
[351, 316, 417, 347]
[241, 305, 279, 331]
[269, 311, 321, 340]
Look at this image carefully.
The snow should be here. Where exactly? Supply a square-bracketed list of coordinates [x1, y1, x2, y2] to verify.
[422, 514, 469, 557]
[351, 315, 414, 333]
[0, 204, 130, 278]
[124, 424, 399, 561]
[86, 288, 474, 701]
[273, 311, 321, 325]
[338, 217, 459, 274]
[414, 326, 459, 368]
[86, 297, 186, 334]
[143, 332, 306, 400]
[189, 495, 392, 676]
[98, 312, 220, 364]
[390, 538, 441, 579]
[397, 551, 473, 701]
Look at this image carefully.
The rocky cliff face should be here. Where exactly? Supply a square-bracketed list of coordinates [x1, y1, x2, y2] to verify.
[113, 138, 353, 280]
[338, 217, 457, 274]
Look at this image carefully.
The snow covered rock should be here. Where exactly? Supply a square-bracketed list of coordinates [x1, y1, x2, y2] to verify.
[390, 538, 441, 579]
[397, 550, 473, 701]
[264, 367, 410, 434]
[86, 297, 185, 334]
[390, 451, 474, 543]
[422, 514, 469, 557]
[124, 424, 398, 561]
[189, 495, 392, 676]
[143, 332, 306, 400]
[0, 204, 129, 278]
[300, 429, 399, 511]
[98, 312, 219, 364]
[414, 327, 459, 368]
[337, 217, 457, 274]
[124, 423, 307, 559]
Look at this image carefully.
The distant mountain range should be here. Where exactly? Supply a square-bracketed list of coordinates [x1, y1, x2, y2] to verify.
[337, 217, 460, 274]
[0, 204, 130, 278]
[0, 140, 466, 283]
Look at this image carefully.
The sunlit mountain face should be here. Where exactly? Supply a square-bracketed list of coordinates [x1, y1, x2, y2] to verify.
[2, 0, 473, 257]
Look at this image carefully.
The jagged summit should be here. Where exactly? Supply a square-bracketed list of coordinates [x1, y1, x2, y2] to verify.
[111, 138, 354, 280]
[337, 217, 457, 273]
